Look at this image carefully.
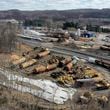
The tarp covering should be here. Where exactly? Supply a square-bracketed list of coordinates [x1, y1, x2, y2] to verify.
[0, 68, 76, 104]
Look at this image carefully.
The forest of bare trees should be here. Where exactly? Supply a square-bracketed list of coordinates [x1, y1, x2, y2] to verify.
[0, 21, 18, 53]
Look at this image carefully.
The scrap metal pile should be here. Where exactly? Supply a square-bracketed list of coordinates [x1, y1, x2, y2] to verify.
[51, 57, 110, 89]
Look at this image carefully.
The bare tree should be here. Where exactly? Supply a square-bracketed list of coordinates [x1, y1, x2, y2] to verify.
[0, 21, 18, 53]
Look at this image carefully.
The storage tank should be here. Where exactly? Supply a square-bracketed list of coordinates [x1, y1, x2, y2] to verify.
[20, 59, 37, 68]
[37, 50, 50, 58]
[46, 63, 57, 71]
[13, 57, 26, 65]
[34, 65, 46, 73]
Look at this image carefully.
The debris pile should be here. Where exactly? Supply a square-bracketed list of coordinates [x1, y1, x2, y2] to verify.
[51, 56, 110, 89]
[11, 47, 110, 90]
[9, 46, 110, 107]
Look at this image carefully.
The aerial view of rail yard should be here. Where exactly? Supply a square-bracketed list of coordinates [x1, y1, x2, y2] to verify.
[0, 0, 110, 110]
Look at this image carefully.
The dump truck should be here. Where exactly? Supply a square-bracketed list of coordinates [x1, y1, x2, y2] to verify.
[20, 59, 37, 69]
[12, 57, 26, 65]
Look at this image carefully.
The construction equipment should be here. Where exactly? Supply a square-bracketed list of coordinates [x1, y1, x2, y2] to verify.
[34, 65, 46, 73]
[12, 57, 26, 65]
[20, 59, 37, 69]
[37, 50, 50, 58]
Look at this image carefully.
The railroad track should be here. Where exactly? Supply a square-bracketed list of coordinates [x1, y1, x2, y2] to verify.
[50, 46, 110, 61]
[18, 38, 110, 61]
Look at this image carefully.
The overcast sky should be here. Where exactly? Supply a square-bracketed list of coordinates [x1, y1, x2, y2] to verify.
[0, 0, 110, 10]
